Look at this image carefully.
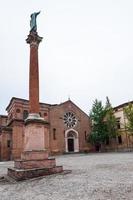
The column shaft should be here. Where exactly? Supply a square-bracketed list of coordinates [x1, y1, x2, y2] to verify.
[29, 43, 39, 113]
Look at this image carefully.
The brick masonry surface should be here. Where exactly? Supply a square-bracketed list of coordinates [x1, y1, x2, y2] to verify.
[0, 98, 91, 161]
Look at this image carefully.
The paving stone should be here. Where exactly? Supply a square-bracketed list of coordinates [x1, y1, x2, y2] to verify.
[0, 153, 133, 199]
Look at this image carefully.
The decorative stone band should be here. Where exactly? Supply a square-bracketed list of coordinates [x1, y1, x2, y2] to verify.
[21, 150, 49, 161]
[14, 158, 56, 169]
[25, 113, 49, 125]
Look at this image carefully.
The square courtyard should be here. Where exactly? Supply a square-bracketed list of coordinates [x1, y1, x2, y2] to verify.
[0, 152, 133, 200]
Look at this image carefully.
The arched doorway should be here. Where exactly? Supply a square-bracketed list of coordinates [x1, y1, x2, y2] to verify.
[65, 129, 79, 153]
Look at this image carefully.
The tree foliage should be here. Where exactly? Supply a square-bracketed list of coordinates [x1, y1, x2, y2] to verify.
[88, 97, 118, 148]
[88, 99, 107, 146]
[124, 103, 133, 134]
[105, 97, 118, 138]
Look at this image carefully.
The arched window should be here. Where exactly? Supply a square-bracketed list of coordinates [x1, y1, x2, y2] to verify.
[67, 132, 74, 138]
[67, 131, 77, 138]
[118, 135, 122, 144]
[116, 118, 121, 129]
[53, 128, 56, 140]
[23, 110, 28, 120]
[44, 112, 48, 117]
[84, 131, 87, 141]
[16, 109, 21, 113]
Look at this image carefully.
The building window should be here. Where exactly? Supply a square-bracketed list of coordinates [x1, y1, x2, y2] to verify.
[116, 118, 121, 129]
[39, 112, 42, 117]
[23, 110, 28, 120]
[53, 128, 56, 140]
[63, 112, 77, 128]
[118, 135, 122, 144]
[16, 109, 21, 113]
[68, 131, 74, 138]
[85, 131, 87, 141]
[7, 140, 11, 148]
[44, 113, 47, 117]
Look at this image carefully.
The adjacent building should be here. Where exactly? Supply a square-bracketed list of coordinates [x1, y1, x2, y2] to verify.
[113, 101, 133, 150]
[102, 101, 133, 152]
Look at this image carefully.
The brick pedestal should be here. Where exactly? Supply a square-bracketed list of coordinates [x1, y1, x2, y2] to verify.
[7, 119, 63, 180]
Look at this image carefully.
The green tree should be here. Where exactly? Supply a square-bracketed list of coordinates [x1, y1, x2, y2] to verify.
[88, 99, 108, 150]
[124, 103, 133, 134]
[105, 97, 118, 139]
[88, 97, 118, 151]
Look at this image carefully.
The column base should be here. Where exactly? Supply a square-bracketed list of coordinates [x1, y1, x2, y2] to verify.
[8, 166, 63, 181]
[8, 150, 63, 181]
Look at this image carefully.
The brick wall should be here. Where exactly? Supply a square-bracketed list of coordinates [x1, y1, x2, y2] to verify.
[49, 100, 91, 154]
[0, 128, 12, 161]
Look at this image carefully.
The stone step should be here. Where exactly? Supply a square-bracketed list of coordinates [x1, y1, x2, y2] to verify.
[14, 158, 56, 169]
[8, 166, 63, 181]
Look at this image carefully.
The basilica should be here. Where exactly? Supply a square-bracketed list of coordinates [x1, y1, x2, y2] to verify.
[0, 97, 91, 161]
[1, 97, 133, 161]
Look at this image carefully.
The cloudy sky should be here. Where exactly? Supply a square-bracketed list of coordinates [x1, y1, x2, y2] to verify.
[0, 0, 133, 115]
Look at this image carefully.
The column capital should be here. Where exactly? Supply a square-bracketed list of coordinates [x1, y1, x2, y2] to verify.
[26, 31, 43, 46]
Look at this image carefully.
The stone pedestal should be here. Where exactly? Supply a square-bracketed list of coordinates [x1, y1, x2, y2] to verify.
[24, 118, 45, 152]
[8, 118, 63, 181]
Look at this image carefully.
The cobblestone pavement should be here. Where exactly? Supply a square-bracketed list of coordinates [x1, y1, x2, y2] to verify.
[0, 152, 133, 200]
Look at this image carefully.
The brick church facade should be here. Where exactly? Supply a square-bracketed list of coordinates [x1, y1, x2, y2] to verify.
[0, 97, 91, 161]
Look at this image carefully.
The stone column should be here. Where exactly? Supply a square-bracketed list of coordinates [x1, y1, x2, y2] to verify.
[23, 31, 46, 153]
[7, 14, 63, 181]
[26, 31, 43, 116]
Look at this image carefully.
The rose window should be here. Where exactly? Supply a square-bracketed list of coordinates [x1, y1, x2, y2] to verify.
[63, 112, 77, 128]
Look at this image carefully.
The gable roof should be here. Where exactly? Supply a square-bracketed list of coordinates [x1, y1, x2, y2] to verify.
[59, 99, 89, 117]
[113, 100, 133, 110]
